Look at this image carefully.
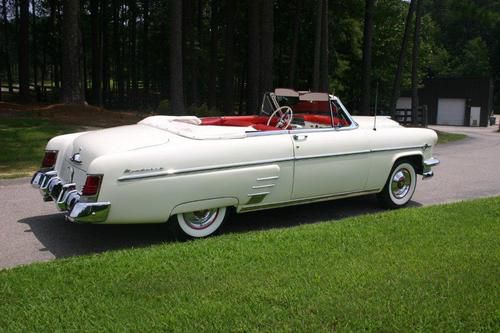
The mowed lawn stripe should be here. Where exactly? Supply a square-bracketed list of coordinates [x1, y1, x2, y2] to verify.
[1, 197, 499, 332]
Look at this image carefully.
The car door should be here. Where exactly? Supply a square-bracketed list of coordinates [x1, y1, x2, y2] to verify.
[291, 127, 372, 199]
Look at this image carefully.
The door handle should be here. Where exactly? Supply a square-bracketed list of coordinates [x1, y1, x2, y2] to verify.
[293, 134, 308, 141]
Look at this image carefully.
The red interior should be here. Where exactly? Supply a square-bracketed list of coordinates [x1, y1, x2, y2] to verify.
[200, 114, 347, 131]
[200, 100, 348, 131]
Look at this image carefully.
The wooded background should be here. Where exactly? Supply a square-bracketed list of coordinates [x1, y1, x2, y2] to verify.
[0, 0, 498, 116]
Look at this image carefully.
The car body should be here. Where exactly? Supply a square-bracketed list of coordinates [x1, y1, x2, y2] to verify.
[31, 89, 439, 237]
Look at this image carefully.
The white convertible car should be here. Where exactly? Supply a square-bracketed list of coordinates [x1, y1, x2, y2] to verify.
[31, 89, 439, 238]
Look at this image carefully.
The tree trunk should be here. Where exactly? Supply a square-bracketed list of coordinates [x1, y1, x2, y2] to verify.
[142, 0, 150, 100]
[129, 0, 138, 106]
[207, 0, 218, 110]
[390, 0, 416, 118]
[288, 0, 301, 88]
[31, 0, 39, 100]
[312, 0, 322, 91]
[183, 0, 194, 107]
[319, 0, 328, 92]
[19, 0, 29, 100]
[1, 0, 13, 93]
[113, 0, 124, 106]
[61, 0, 85, 104]
[222, 0, 235, 115]
[411, 0, 422, 125]
[246, 0, 260, 114]
[90, 0, 102, 105]
[101, 0, 109, 105]
[360, 0, 375, 115]
[260, 0, 273, 95]
[169, 0, 185, 114]
[190, 0, 200, 106]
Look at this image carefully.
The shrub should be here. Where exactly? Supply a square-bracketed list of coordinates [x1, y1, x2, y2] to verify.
[157, 99, 170, 115]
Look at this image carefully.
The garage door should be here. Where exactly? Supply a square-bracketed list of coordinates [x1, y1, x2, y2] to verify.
[437, 98, 466, 126]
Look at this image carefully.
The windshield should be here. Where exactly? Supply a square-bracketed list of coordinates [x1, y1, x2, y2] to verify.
[260, 91, 352, 128]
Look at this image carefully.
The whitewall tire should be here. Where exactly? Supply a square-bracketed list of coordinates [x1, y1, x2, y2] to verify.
[378, 161, 417, 208]
[176, 207, 228, 238]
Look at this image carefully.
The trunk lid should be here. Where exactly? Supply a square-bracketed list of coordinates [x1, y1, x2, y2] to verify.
[66, 124, 171, 172]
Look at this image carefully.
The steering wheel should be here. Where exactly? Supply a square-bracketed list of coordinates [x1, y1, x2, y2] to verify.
[266, 106, 293, 129]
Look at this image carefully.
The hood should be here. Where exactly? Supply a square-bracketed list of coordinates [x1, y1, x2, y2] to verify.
[68, 124, 171, 171]
[352, 116, 401, 129]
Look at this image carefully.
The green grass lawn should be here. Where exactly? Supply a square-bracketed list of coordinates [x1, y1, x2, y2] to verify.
[1, 197, 499, 332]
[436, 130, 467, 144]
[0, 117, 77, 178]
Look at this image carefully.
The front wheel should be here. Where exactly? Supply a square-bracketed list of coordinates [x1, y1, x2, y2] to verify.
[378, 161, 417, 208]
[175, 207, 228, 238]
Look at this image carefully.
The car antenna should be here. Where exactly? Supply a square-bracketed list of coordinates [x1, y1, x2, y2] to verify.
[373, 81, 378, 131]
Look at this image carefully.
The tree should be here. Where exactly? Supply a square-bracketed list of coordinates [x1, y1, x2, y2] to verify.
[288, 0, 302, 88]
[142, 0, 150, 99]
[312, 0, 322, 91]
[207, 0, 219, 110]
[113, 0, 124, 106]
[222, 0, 235, 115]
[90, 0, 102, 105]
[246, 0, 260, 114]
[390, 0, 416, 118]
[61, 0, 85, 104]
[319, 0, 328, 92]
[411, 0, 423, 125]
[1, 0, 13, 94]
[260, 0, 273, 95]
[169, 0, 185, 114]
[129, 0, 138, 105]
[19, 0, 29, 100]
[31, 0, 39, 100]
[360, 0, 375, 115]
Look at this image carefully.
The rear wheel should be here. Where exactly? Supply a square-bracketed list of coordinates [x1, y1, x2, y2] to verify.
[175, 207, 228, 238]
[378, 161, 417, 208]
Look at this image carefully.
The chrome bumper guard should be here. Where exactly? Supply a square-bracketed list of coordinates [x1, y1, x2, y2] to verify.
[422, 157, 440, 179]
[31, 170, 110, 223]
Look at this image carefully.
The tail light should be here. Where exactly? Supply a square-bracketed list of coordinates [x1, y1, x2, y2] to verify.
[41, 150, 58, 168]
[82, 175, 103, 197]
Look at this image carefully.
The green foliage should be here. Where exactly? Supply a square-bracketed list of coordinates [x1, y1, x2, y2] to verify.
[456, 37, 491, 76]
[0, 196, 499, 332]
[157, 99, 170, 115]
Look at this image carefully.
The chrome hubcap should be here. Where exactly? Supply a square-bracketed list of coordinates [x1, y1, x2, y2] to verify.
[183, 209, 218, 229]
[391, 168, 411, 199]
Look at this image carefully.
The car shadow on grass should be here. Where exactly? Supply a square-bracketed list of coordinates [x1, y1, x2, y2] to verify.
[18, 195, 421, 259]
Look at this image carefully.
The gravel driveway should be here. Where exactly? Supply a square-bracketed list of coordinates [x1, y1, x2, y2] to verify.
[1, 125, 499, 269]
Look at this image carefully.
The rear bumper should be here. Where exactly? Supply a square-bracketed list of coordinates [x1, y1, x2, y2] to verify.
[422, 157, 440, 179]
[31, 170, 110, 223]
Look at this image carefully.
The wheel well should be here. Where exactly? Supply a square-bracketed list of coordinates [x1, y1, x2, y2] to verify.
[395, 155, 423, 175]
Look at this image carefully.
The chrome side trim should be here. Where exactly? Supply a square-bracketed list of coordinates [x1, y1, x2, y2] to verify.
[252, 184, 275, 189]
[257, 176, 279, 181]
[118, 157, 293, 181]
[118, 145, 429, 182]
[371, 145, 429, 153]
[295, 150, 371, 161]
[248, 191, 271, 197]
[240, 188, 381, 213]
[246, 130, 289, 137]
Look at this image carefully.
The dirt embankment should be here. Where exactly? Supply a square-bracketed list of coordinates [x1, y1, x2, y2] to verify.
[0, 102, 148, 127]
